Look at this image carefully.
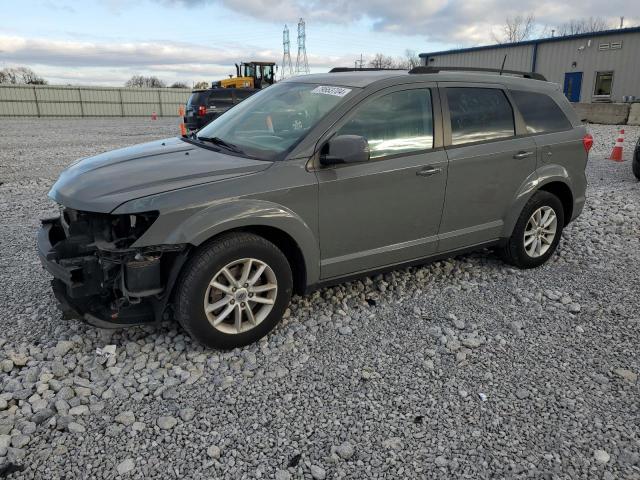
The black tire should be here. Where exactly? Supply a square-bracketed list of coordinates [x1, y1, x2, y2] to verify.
[175, 232, 292, 349]
[500, 191, 565, 269]
[633, 148, 640, 180]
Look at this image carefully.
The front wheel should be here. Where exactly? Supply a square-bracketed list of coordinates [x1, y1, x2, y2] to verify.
[500, 191, 565, 269]
[175, 232, 293, 349]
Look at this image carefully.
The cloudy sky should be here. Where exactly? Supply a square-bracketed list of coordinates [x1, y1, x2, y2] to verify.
[0, 0, 638, 86]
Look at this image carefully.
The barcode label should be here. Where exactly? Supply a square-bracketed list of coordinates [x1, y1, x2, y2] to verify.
[311, 86, 352, 97]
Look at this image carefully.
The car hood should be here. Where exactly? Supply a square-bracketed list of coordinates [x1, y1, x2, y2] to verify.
[49, 137, 272, 213]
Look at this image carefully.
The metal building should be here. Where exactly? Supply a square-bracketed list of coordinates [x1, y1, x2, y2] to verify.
[420, 26, 640, 103]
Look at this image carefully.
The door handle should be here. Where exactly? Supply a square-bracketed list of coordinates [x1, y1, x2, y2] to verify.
[513, 151, 534, 159]
[416, 166, 443, 177]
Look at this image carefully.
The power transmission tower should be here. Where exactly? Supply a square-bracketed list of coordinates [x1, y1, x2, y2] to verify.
[281, 25, 293, 79]
[295, 18, 309, 74]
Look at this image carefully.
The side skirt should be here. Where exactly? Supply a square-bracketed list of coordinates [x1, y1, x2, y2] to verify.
[305, 239, 502, 294]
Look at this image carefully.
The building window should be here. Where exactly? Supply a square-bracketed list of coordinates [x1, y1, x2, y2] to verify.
[594, 71, 613, 97]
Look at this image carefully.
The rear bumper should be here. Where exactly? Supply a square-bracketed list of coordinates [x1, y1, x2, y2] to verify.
[572, 195, 586, 223]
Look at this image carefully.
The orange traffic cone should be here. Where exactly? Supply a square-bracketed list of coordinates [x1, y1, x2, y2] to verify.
[609, 128, 624, 162]
[151, 111, 157, 120]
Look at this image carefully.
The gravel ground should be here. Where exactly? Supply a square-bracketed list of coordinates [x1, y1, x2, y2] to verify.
[0, 117, 638, 479]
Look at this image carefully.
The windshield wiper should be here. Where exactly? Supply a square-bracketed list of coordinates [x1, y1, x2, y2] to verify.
[198, 136, 244, 154]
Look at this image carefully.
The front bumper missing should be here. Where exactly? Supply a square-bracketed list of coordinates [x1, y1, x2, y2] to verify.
[49, 278, 155, 329]
[38, 219, 103, 298]
[38, 215, 188, 328]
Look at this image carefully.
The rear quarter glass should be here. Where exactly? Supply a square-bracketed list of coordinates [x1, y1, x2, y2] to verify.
[510, 90, 572, 134]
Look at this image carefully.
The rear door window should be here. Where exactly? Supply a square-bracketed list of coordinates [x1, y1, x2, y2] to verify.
[510, 90, 572, 134]
[446, 87, 515, 146]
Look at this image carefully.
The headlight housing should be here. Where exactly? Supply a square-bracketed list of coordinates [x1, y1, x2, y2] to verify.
[61, 208, 159, 249]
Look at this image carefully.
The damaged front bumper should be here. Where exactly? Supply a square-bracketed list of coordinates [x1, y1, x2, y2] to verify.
[37, 211, 188, 328]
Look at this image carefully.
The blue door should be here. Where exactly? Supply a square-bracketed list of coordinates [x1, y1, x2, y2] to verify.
[563, 72, 583, 102]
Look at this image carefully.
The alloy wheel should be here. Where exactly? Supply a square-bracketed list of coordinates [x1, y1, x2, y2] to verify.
[203, 258, 278, 334]
[523, 206, 558, 258]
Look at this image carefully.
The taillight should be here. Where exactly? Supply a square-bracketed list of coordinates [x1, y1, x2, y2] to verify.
[197, 105, 207, 116]
[583, 134, 593, 153]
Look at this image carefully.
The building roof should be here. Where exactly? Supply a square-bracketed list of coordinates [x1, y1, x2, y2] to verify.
[419, 26, 640, 58]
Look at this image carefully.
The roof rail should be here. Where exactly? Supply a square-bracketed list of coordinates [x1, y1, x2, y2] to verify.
[408, 66, 547, 81]
[329, 67, 406, 73]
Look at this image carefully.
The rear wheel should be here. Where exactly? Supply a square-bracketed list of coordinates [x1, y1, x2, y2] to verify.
[175, 232, 292, 349]
[501, 191, 565, 268]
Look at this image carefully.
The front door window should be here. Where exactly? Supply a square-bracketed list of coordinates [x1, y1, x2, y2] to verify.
[335, 89, 434, 158]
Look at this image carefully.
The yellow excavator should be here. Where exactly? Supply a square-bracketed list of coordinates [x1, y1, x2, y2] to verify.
[216, 61, 277, 89]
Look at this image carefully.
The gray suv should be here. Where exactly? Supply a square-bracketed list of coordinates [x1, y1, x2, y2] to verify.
[38, 67, 591, 348]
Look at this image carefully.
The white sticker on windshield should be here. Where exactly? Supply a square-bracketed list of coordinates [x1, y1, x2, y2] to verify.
[311, 86, 352, 97]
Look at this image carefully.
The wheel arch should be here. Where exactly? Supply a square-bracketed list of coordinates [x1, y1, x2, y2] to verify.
[537, 180, 574, 226]
[179, 201, 317, 295]
[211, 225, 308, 295]
[503, 171, 575, 239]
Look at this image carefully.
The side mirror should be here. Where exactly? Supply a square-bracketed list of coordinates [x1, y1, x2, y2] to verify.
[320, 135, 370, 166]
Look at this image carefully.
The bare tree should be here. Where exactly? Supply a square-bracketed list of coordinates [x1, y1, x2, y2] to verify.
[556, 17, 610, 36]
[368, 53, 396, 69]
[395, 49, 421, 69]
[0, 69, 16, 84]
[0, 67, 47, 85]
[170, 81, 189, 89]
[492, 14, 536, 44]
[193, 81, 210, 89]
[125, 75, 166, 88]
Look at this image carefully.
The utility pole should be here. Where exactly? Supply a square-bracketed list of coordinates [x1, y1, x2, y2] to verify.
[353, 54, 364, 70]
[295, 18, 309, 74]
[281, 25, 293, 79]
[620, 16, 624, 29]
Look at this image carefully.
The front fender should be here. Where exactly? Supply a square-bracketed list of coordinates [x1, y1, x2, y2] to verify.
[118, 198, 320, 287]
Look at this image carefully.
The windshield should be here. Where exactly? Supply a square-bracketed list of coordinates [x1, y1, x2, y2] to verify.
[196, 82, 355, 160]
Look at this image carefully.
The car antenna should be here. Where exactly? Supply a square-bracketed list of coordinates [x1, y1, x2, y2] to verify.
[499, 55, 507, 75]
